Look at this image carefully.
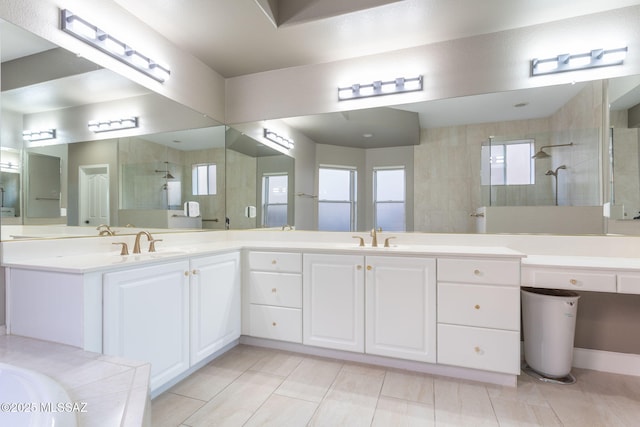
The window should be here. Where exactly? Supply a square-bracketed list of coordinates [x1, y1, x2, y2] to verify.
[192, 163, 217, 195]
[262, 174, 288, 227]
[374, 167, 406, 231]
[481, 139, 535, 185]
[318, 166, 357, 231]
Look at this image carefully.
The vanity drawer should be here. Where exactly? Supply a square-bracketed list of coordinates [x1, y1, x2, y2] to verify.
[248, 251, 302, 273]
[437, 258, 520, 285]
[437, 324, 520, 374]
[616, 273, 640, 294]
[437, 283, 519, 330]
[521, 266, 616, 292]
[249, 271, 302, 308]
[249, 305, 302, 343]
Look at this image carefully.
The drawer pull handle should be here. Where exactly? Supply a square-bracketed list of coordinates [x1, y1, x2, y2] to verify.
[474, 304, 480, 310]
[570, 279, 578, 285]
[272, 322, 277, 327]
[473, 269, 481, 276]
[272, 288, 277, 293]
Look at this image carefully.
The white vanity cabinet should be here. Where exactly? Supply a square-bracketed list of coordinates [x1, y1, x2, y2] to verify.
[103, 260, 191, 391]
[303, 253, 437, 362]
[248, 251, 303, 343]
[365, 256, 436, 362]
[190, 252, 241, 364]
[303, 253, 365, 352]
[103, 251, 241, 391]
[436, 257, 521, 375]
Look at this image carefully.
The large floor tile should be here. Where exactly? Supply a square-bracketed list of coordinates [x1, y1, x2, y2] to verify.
[182, 370, 283, 427]
[371, 396, 435, 427]
[433, 378, 499, 426]
[381, 369, 434, 404]
[151, 393, 205, 427]
[243, 394, 318, 427]
[275, 357, 343, 402]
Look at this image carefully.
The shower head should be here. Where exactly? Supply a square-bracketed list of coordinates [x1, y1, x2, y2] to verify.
[154, 170, 175, 179]
[531, 142, 574, 159]
[545, 164, 567, 177]
[532, 149, 551, 160]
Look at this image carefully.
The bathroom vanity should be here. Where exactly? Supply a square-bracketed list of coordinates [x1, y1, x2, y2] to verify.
[3, 230, 640, 396]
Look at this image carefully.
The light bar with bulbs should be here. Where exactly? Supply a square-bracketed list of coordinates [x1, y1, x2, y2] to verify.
[22, 129, 56, 141]
[88, 117, 139, 133]
[531, 47, 628, 76]
[264, 128, 294, 150]
[61, 9, 171, 83]
[338, 75, 423, 101]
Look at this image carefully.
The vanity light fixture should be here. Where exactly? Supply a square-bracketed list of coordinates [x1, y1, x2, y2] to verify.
[60, 9, 171, 83]
[264, 128, 294, 150]
[338, 75, 423, 101]
[22, 129, 56, 142]
[88, 117, 139, 133]
[531, 47, 628, 76]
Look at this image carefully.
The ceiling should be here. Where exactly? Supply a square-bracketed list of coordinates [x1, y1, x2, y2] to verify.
[3, 1, 640, 151]
[112, 0, 640, 78]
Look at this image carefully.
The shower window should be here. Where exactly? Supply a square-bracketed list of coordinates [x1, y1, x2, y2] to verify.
[481, 139, 535, 185]
[262, 173, 288, 227]
[318, 166, 357, 231]
[192, 163, 217, 195]
[373, 167, 406, 231]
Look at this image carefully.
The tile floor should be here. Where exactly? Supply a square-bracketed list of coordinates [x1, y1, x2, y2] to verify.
[152, 344, 640, 427]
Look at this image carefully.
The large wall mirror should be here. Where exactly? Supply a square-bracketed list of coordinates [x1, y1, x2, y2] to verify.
[0, 19, 224, 240]
[229, 79, 617, 234]
[5, 18, 640, 238]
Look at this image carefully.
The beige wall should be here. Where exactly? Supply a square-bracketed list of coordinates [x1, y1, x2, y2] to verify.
[414, 82, 604, 233]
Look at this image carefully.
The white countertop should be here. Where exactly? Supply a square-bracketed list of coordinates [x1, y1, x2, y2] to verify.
[523, 254, 640, 271]
[1, 236, 525, 274]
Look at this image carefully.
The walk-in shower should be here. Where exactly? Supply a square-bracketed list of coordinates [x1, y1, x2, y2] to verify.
[546, 165, 567, 205]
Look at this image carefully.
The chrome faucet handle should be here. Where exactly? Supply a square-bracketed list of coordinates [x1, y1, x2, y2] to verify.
[148, 239, 163, 252]
[352, 236, 365, 247]
[112, 242, 129, 256]
[384, 236, 396, 248]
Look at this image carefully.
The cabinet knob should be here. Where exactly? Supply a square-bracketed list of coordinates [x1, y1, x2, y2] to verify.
[272, 288, 277, 293]
[192, 269, 198, 275]
[184, 271, 189, 277]
[357, 265, 362, 270]
[367, 265, 372, 271]
[474, 304, 480, 310]
[272, 321, 277, 327]
[473, 269, 481, 276]
[474, 346, 483, 354]
[272, 260, 277, 265]
[570, 279, 578, 285]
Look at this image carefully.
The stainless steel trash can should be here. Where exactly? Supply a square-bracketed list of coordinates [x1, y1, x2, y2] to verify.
[521, 287, 580, 382]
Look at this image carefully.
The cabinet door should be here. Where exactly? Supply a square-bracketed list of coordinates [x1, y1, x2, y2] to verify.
[190, 252, 241, 365]
[365, 256, 436, 363]
[103, 260, 190, 391]
[303, 253, 365, 352]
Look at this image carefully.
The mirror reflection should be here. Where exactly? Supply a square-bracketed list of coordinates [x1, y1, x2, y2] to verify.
[1, 18, 222, 239]
[231, 80, 610, 234]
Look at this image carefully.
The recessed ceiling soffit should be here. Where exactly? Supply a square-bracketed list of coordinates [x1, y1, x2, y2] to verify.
[254, 0, 404, 27]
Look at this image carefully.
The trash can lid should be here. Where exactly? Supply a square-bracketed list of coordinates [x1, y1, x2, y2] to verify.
[521, 287, 580, 298]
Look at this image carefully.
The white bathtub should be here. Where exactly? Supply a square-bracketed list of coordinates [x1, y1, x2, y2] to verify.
[0, 363, 78, 427]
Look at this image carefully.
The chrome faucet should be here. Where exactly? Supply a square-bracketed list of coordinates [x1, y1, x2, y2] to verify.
[96, 224, 115, 236]
[133, 231, 152, 254]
